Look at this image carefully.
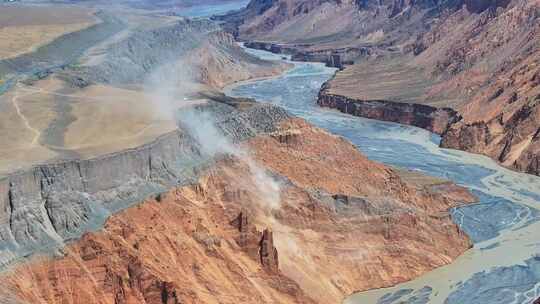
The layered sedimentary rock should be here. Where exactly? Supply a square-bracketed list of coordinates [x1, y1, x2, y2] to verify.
[2, 184, 315, 304]
[0, 100, 290, 270]
[225, 0, 540, 175]
[0, 115, 476, 304]
[432, 1, 540, 175]
[0, 129, 202, 268]
[243, 41, 366, 68]
[62, 18, 288, 89]
[318, 88, 461, 135]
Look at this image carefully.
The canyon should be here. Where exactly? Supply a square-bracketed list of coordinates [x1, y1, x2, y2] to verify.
[228, 45, 540, 304]
[222, 0, 540, 176]
[1, 112, 476, 304]
[0, 1, 484, 304]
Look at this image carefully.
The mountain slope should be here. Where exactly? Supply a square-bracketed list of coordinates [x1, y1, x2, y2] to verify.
[224, 0, 540, 175]
[1, 115, 475, 304]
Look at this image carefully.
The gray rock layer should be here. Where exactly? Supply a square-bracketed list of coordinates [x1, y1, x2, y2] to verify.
[0, 101, 289, 270]
[67, 19, 220, 86]
[0, 129, 203, 267]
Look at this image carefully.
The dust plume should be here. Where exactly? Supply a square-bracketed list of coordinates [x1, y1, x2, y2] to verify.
[144, 55, 282, 210]
[144, 58, 202, 122]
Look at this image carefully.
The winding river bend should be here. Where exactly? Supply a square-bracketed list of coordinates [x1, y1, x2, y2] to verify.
[225, 47, 540, 304]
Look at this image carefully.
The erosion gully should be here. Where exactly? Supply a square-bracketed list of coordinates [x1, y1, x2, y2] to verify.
[225, 46, 540, 304]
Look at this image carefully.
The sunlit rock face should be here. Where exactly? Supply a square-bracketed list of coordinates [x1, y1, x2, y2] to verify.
[229, 47, 540, 304]
[317, 90, 461, 135]
[225, 0, 540, 176]
[1, 116, 475, 304]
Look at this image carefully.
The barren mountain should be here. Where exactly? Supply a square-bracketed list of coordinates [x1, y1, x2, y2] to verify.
[1, 112, 475, 304]
[0, 3, 478, 303]
[223, 0, 540, 175]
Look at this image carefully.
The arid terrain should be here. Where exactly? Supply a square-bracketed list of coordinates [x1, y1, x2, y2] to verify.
[2, 1, 539, 304]
[0, 4, 287, 176]
[0, 6, 98, 60]
[0, 1, 484, 303]
[223, 0, 540, 176]
[0, 114, 475, 304]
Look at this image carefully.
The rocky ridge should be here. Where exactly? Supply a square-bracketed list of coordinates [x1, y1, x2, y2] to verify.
[61, 18, 287, 89]
[0, 100, 290, 270]
[0, 6, 292, 271]
[1, 115, 476, 304]
[224, 0, 540, 175]
[317, 86, 461, 135]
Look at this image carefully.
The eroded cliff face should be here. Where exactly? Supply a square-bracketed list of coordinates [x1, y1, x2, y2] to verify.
[432, 1, 540, 175]
[0, 99, 291, 270]
[0, 116, 476, 304]
[317, 89, 461, 135]
[226, 0, 540, 176]
[2, 183, 314, 304]
[0, 129, 203, 269]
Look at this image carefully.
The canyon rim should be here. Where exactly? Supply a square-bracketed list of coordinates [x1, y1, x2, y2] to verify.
[0, 1, 539, 304]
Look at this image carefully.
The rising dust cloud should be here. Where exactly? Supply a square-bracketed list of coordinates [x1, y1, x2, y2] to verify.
[145, 54, 282, 211]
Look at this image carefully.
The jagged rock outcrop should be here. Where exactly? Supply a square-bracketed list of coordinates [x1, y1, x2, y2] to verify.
[232, 211, 280, 273]
[0, 101, 290, 269]
[1, 187, 315, 304]
[259, 229, 279, 273]
[0, 117, 476, 304]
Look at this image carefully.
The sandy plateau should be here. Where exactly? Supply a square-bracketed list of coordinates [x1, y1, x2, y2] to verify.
[0, 6, 98, 60]
[0, 77, 177, 176]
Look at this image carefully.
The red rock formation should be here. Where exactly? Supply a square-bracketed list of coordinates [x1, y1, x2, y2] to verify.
[0, 118, 476, 304]
[260, 229, 279, 273]
[227, 0, 540, 175]
[429, 0, 540, 175]
[232, 210, 279, 272]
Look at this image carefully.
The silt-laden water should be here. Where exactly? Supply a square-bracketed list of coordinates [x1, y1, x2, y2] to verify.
[226, 47, 540, 304]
